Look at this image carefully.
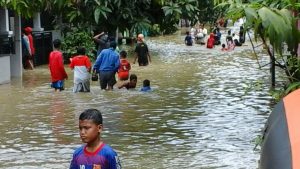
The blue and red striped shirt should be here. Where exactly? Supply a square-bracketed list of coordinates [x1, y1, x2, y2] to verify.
[70, 143, 121, 169]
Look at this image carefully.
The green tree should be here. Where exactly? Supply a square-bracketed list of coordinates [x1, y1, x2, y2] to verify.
[0, 0, 44, 18]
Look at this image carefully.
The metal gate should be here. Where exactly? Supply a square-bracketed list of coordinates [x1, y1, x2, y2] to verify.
[32, 31, 52, 66]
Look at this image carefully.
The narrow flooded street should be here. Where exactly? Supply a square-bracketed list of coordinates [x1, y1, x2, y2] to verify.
[0, 33, 275, 169]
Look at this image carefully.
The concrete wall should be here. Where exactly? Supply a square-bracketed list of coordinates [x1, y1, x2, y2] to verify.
[0, 14, 22, 85]
[11, 15, 22, 77]
[0, 55, 11, 84]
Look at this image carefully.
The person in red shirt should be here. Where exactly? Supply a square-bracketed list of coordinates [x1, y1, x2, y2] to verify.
[70, 47, 92, 93]
[207, 33, 215, 49]
[24, 27, 35, 69]
[49, 39, 68, 91]
[118, 50, 131, 81]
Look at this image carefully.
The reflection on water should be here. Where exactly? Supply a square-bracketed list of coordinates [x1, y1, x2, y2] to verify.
[0, 33, 275, 169]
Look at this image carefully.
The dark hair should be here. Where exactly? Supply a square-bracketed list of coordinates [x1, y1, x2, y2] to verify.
[79, 109, 103, 125]
[228, 30, 231, 35]
[143, 79, 150, 87]
[77, 46, 86, 55]
[120, 50, 127, 58]
[186, 31, 190, 35]
[110, 41, 117, 49]
[130, 74, 137, 81]
[53, 39, 61, 49]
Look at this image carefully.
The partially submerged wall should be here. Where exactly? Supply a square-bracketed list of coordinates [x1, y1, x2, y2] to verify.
[0, 55, 11, 84]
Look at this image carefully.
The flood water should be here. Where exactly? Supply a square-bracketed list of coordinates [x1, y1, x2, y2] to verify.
[0, 32, 276, 169]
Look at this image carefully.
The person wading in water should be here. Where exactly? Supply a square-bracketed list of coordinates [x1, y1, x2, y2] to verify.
[133, 34, 151, 66]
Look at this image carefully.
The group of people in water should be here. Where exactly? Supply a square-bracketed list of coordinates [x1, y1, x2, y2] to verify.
[48, 32, 152, 93]
[184, 23, 246, 52]
[48, 33, 155, 168]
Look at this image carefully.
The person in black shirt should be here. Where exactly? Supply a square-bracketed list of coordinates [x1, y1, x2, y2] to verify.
[133, 34, 151, 66]
[239, 26, 246, 44]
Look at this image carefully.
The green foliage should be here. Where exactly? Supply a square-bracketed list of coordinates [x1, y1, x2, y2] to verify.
[162, 2, 182, 17]
[94, 6, 112, 23]
[0, 0, 44, 18]
[270, 81, 300, 102]
[161, 0, 201, 32]
[284, 82, 300, 95]
[62, 28, 96, 62]
[253, 134, 263, 151]
[4, 0, 223, 36]
[257, 8, 294, 54]
[286, 56, 300, 81]
[148, 24, 161, 36]
[270, 89, 284, 102]
[130, 18, 152, 35]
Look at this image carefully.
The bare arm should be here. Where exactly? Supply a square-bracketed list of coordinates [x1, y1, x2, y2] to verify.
[118, 82, 128, 89]
[147, 52, 151, 63]
[133, 52, 138, 64]
[93, 32, 104, 41]
[146, 45, 151, 63]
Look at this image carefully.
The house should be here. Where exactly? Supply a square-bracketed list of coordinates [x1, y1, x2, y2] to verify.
[0, 8, 55, 85]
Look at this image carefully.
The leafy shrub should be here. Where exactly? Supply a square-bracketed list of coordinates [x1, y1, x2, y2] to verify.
[62, 27, 97, 63]
[148, 24, 161, 36]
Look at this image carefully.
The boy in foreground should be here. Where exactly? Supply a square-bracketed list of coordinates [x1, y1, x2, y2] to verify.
[70, 109, 121, 169]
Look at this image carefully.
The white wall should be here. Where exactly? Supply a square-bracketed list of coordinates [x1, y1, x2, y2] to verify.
[0, 55, 11, 84]
[10, 15, 22, 77]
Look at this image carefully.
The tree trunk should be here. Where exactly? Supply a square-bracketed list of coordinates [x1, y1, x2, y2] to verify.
[259, 32, 276, 87]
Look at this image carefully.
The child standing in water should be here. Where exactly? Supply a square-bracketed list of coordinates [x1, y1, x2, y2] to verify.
[221, 44, 228, 51]
[118, 74, 137, 89]
[184, 31, 193, 46]
[70, 109, 121, 169]
[49, 39, 68, 91]
[118, 50, 131, 81]
[227, 37, 235, 51]
[140, 79, 152, 92]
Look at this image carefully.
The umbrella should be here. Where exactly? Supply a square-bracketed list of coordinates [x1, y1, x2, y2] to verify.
[260, 89, 300, 169]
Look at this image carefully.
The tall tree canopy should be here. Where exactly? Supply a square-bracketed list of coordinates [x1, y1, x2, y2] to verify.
[1, 0, 226, 35]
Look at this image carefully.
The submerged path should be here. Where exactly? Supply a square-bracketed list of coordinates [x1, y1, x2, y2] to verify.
[0, 32, 278, 169]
